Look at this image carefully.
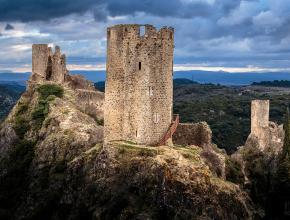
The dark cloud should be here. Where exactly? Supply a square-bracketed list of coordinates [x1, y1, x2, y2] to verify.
[5, 23, 14, 30]
[1, 0, 290, 71]
[105, 0, 238, 19]
[0, 0, 243, 22]
[0, 0, 104, 22]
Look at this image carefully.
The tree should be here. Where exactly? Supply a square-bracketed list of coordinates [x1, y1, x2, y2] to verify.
[282, 108, 290, 157]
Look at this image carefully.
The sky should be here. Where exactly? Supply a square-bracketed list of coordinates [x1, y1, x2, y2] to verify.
[0, 0, 290, 73]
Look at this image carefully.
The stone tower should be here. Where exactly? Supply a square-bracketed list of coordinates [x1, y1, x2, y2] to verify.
[250, 100, 270, 149]
[31, 44, 68, 83]
[104, 24, 174, 145]
[246, 99, 284, 153]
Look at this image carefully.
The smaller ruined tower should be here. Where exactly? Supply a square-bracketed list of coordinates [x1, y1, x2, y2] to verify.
[250, 100, 270, 149]
[32, 44, 50, 81]
[31, 44, 68, 83]
[104, 24, 174, 145]
[246, 99, 284, 153]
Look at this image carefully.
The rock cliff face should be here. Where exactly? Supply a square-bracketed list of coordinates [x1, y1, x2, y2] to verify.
[0, 81, 258, 219]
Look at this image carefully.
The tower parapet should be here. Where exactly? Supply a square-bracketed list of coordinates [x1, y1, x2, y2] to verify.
[104, 24, 174, 145]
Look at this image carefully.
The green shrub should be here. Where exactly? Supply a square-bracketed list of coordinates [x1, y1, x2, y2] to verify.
[31, 101, 49, 129]
[96, 118, 104, 126]
[225, 158, 244, 184]
[13, 116, 30, 139]
[37, 84, 64, 99]
[31, 84, 63, 129]
[16, 102, 29, 115]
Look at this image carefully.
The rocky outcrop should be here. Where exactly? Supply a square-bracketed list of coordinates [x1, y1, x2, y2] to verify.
[0, 123, 17, 157]
[0, 82, 259, 219]
[173, 122, 226, 179]
[13, 141, 257, 220]
[245, 121, 284, 155]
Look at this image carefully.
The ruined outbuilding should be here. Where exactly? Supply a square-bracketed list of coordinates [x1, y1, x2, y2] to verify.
[245, 100, 284, 153]
[173, 122, 212, 148]
[104, 24, 175, 145]
[29, 44, 104, 119]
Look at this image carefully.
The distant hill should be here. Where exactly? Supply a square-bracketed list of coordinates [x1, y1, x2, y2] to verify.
[94, 81, 105, 92]
[252, 80, 290, 87]
[3, 70, 290, 85]
[173, 78, 198, 88]
[174, 71, 290, 85]
[94, 79, 199, 92]
[0, 72, 29, 85]
[70, 70, 106, 82]
[0, 84, 25, 121]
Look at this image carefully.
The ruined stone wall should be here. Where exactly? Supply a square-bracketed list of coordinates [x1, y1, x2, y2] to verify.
[76, 89, 104, 120]
[32, 44, 50, 81]
[246, 100, 284, 153]
[104, 24, 174, 145]
[173, 122, 212, 147]
[250, 100, 270, 150]
[31, 44, 67, 84]
[51, 46, 67, 83]
[30, 44, 104, 121]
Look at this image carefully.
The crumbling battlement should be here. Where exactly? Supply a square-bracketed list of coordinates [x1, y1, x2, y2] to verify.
[173, 122, 212, 148]
[104, 24, 174, 145]
[30, 44, 95, 91]
[29, 44, 104, 120]
[31, 44, 68, 83]
[246, 100, 284, 153]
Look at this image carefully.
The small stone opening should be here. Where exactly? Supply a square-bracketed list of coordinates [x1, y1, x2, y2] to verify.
[170, 32, 173, 39]
[154, 113, 160, 124]
[139, 62, 142, 70]
[46, 57, 52, 80]
[140, 26, 145, 37]
[149, 86, 153, 96]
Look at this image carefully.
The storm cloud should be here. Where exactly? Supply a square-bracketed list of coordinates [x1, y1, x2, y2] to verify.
[0, 0, 245, 22]
[0, 0, 289, 72]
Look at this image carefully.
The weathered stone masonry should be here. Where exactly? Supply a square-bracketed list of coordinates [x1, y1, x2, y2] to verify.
[246, 100, 284, 153]
[173, 122, 212, 148]
[32, 44, 67, 83]
[104, 24, 174, 145]
[30, 44, 104, 120]
[251, 100, 270, 149]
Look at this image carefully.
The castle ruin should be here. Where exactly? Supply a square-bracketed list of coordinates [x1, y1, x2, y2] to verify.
[246, 100, 284, 153]
[30, 44, 104, 119]
[104, 24, 174, 145]
[251, 100, 270, 149]
[31, 44, 68, 83]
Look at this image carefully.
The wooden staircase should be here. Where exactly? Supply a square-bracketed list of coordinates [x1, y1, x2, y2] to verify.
[158, 114, 179, 146]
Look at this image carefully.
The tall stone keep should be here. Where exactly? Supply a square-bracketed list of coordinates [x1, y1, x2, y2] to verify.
[31, 44, 68, 83]
[104, 24, 174, 145]
[251, 100, 270, 149]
